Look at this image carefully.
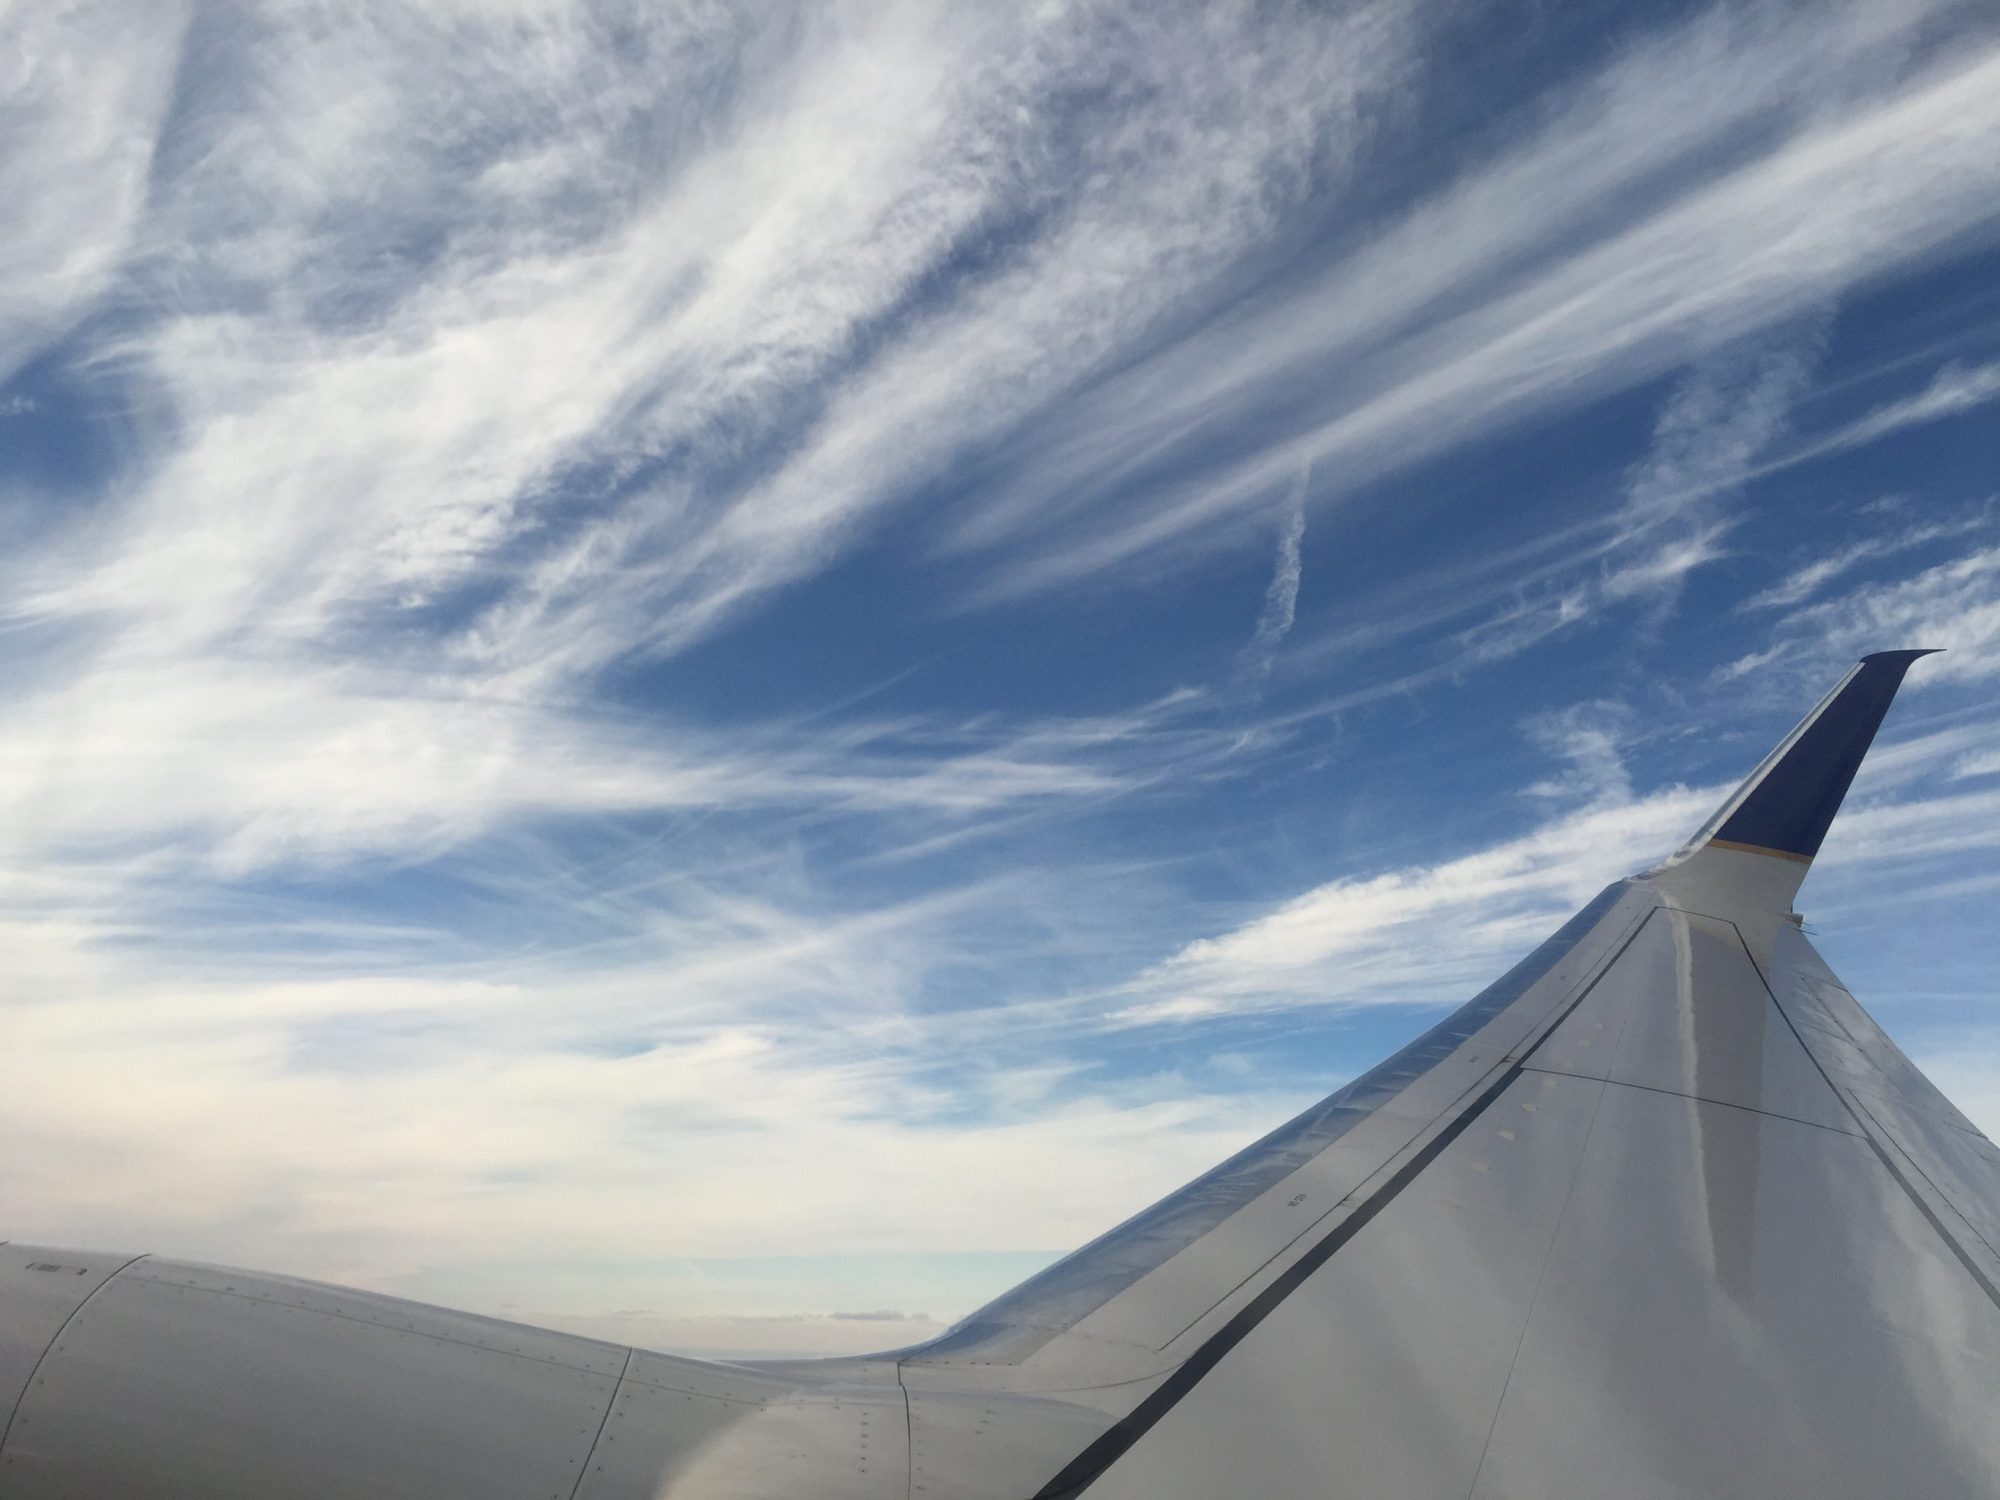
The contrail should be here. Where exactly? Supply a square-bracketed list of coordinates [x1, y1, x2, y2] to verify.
[1238, 465, 1310, 690]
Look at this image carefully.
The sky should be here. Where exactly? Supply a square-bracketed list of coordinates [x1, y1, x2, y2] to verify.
[2, 0, 1998, 1359]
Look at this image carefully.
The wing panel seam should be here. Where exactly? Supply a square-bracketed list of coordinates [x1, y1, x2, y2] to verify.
[1844, 1089, 2000, 1268]
[0, 1253, 149, 1462]
[566, 1346, 634, 1500]
[120, 1272, 624, 1378]
[1459, 1074, 1616, 1500]
[1724, 921, 2000, 1311]
[1517, 1066, 1863, 1137]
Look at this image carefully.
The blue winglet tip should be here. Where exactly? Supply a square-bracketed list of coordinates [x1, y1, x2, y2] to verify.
[1708, 647, 1940, 863]
[1859, 647, 1944, 665]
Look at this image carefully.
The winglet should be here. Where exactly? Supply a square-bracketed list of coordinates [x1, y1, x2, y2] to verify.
[1674, 649, 1940, 868]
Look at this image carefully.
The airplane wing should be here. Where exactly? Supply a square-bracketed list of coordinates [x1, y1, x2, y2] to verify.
[895, 647, 2000, 1500]
[4, 650, 1997, 1499]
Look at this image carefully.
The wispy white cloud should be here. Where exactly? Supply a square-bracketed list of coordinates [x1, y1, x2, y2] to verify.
[1437, 345, 1813, 667]
[455, 2, 1417, 677]
[28, 0, 1993, 684]
[1821, 782, 2000, 865]
[1744, 537, 1898, 613]
[1741, 505, 1993, 611]
[1111, 692, 2000, 1033]
[1522, 701, 1635, 807]
[8, 1, 1414, 678]
[4, 0, 1993, 806]
[0, 651, 1259, 877]
[0, 899, 1285, 1330]
[1715, 644, 1788, 683]
[0, 0, 1403, 902]
[1709, 502, 2000, 701]
[1793, 357, 2000, 461]
[966, 4, 2000, 594]
[1955, 750, 2000, 780]
[1781, 545, 2000, 681]
[1112, 782, 1715, 1026]
[1840, 719, 2000, 792]
[0, 1, 187, 385]
[1234, 345, 1824, 716]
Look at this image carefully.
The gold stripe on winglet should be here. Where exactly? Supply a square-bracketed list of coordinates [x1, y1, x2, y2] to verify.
[1707, 837, 1814, 864]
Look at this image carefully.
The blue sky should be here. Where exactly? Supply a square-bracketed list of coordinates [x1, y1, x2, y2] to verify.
[2, 0, 1998, 1357]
